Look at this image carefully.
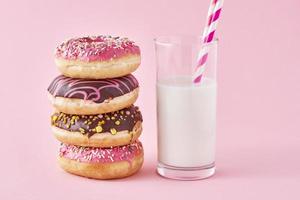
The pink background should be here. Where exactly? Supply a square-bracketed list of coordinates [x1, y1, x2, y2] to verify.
[1, 0, 299, 199]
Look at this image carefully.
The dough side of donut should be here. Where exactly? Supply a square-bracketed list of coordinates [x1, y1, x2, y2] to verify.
[52, 121, 142, 147]
[55, 54, 141, 79]
[47, 88, 139, 115]
[58, 150, 144, 179]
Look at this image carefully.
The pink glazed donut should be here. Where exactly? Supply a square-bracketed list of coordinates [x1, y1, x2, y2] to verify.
[54, 35, 141, 79]
[58, 141, 144, 179]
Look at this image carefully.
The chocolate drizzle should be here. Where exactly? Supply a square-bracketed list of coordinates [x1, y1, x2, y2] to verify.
[51, 106, 142, 137]
[47, 74, 139, 103]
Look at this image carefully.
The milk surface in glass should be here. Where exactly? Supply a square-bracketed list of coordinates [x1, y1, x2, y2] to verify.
[157, 76, 216, 167]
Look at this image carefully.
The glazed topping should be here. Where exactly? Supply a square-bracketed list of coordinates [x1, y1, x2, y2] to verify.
[51, 106, 142, 137]
[59, 141, 143, 163]
[47, 74, 139, 103]
[55, 35, 140, 62]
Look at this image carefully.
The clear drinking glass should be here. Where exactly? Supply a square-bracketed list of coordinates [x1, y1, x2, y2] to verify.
[155, 36, 218, 180]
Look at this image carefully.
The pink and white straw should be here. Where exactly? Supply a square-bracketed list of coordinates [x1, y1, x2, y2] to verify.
[193, 0, 224, 84]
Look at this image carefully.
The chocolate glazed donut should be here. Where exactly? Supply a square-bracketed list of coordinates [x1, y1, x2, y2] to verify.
[51, 106, 143, 147]
[47, 74, 139, 115]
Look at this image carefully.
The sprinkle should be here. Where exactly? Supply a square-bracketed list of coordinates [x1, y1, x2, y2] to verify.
[79, 128, 85, 134]
[110, 128, 117, 135]
[115, 120, 120, 125]
[126, 111, 130, 115]
[58, 113, 63, 120]
[95, 126, 103, 133]
[98, 120, 105, 125]
[52, 115, 58, 122]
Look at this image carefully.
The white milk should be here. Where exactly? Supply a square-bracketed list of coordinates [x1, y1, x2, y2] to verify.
[157, 77, 216, 167]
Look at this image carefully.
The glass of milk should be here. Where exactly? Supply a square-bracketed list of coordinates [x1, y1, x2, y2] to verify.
[155, 36, 218, 180]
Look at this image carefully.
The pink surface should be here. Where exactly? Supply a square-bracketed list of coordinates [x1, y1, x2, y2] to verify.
[1, 0, 300, 199]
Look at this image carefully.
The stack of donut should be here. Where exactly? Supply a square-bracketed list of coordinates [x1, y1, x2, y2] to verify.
[47, 35, 143, 179]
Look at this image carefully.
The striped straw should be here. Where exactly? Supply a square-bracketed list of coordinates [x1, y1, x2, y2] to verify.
[193, 0, 224, 84]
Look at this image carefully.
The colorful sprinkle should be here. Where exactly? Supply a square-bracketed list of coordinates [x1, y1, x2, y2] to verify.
[110, 128, 117, 135]
[95, 126, 103, 133]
